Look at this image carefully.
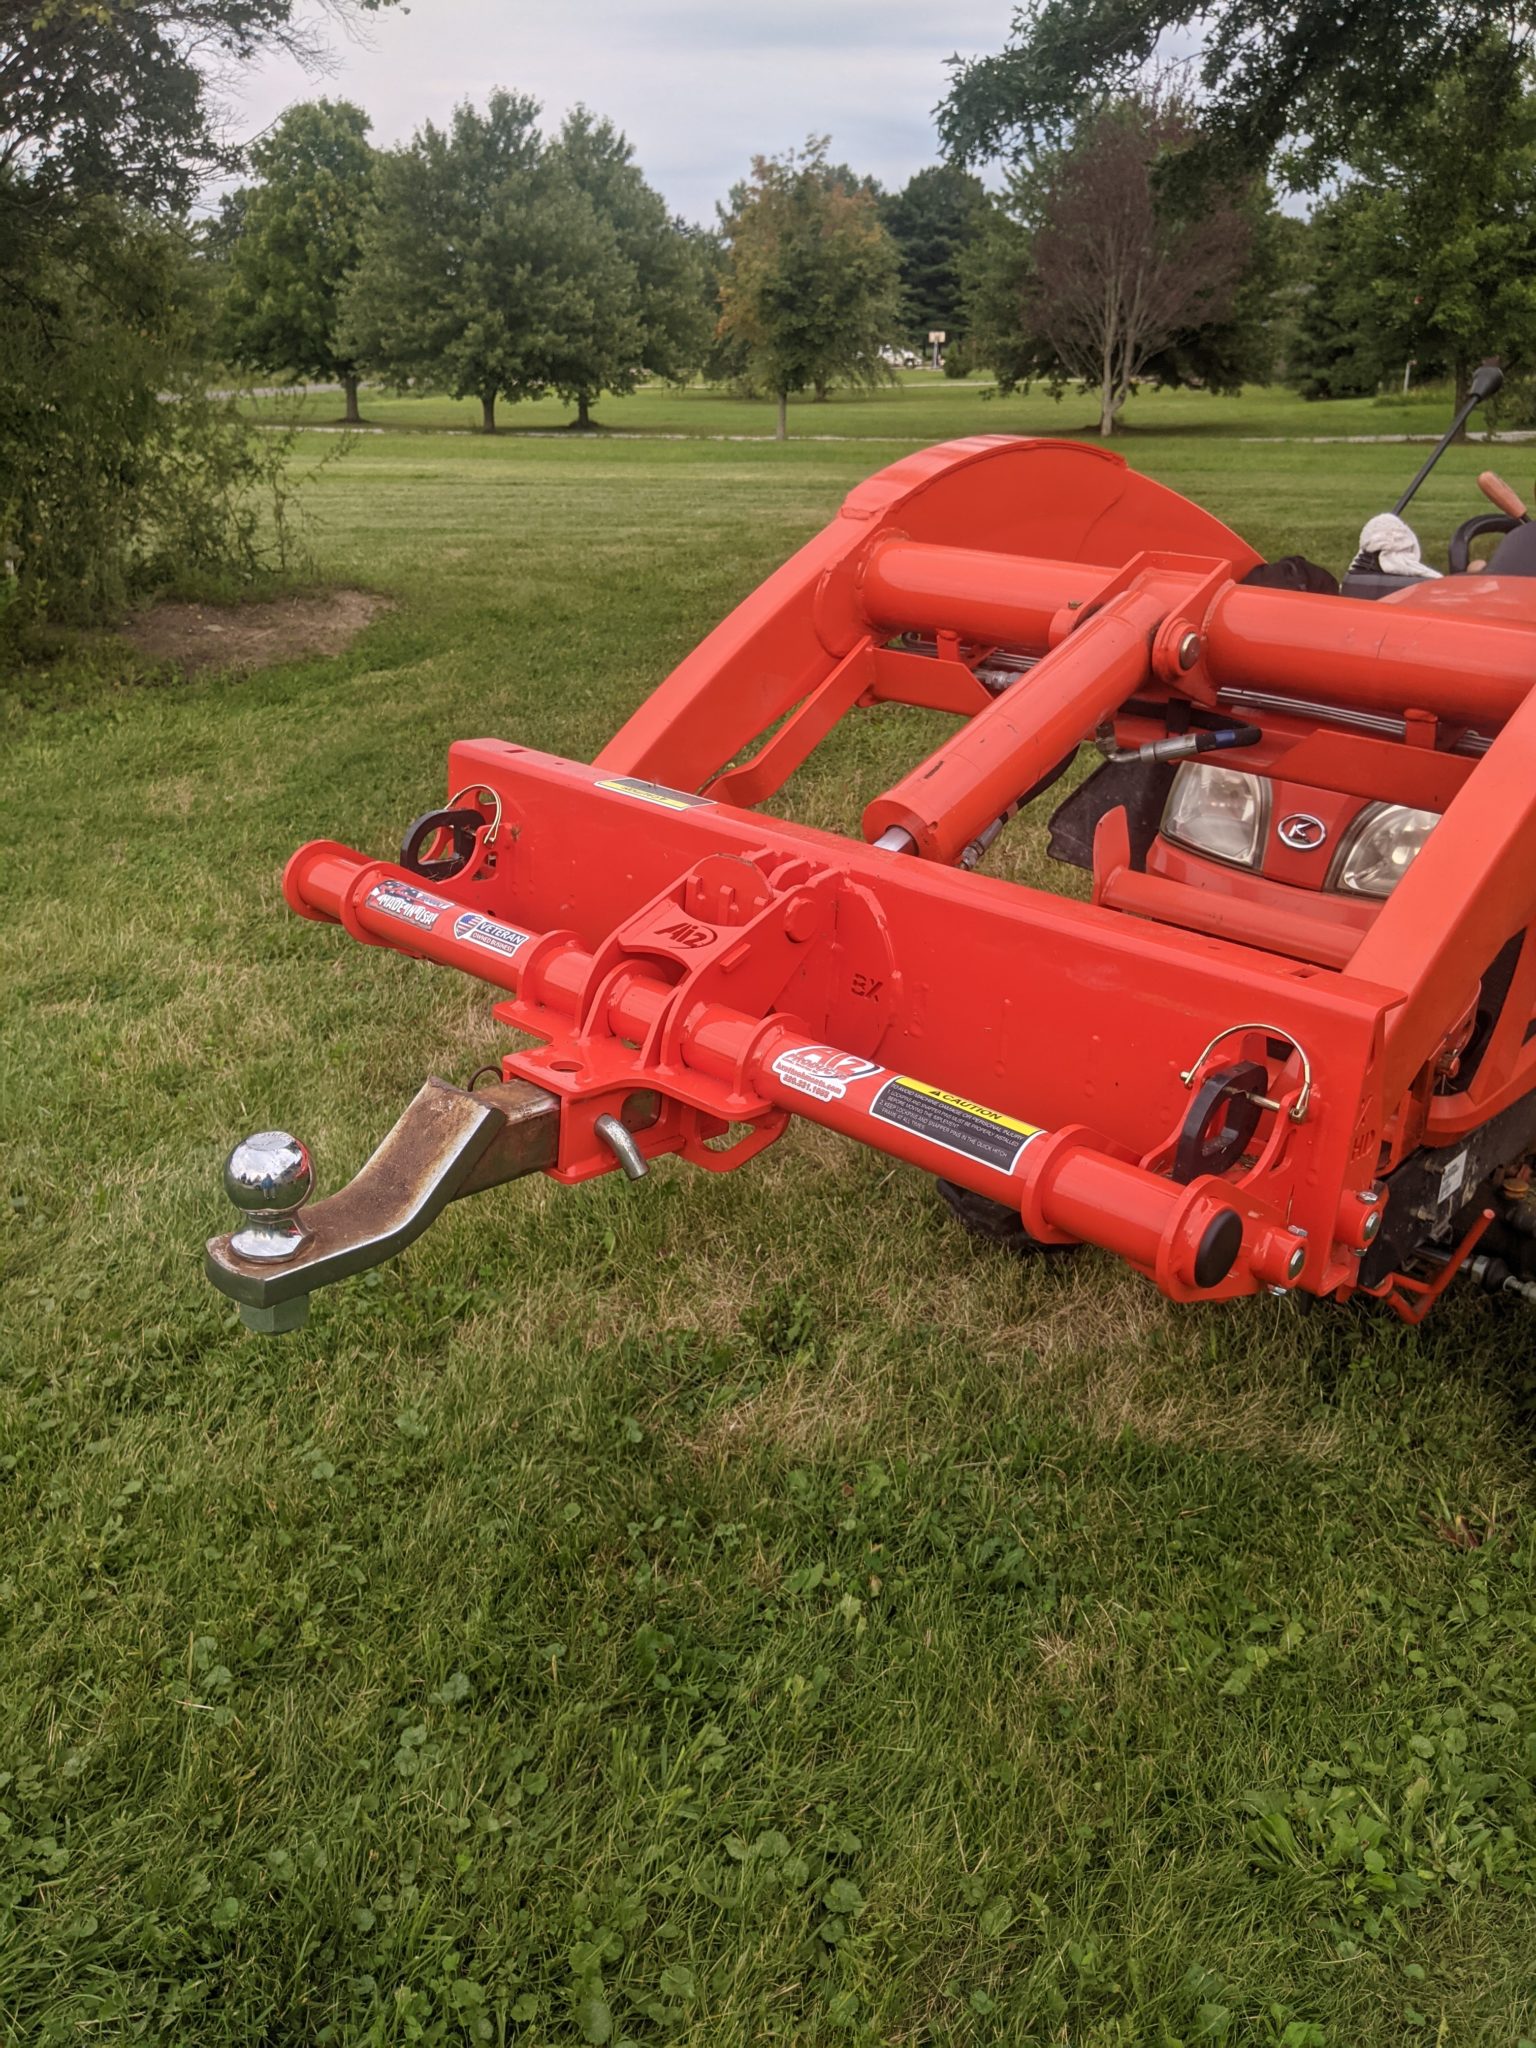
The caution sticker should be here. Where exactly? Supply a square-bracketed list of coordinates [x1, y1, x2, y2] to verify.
[452, 909, 531, 960]
[772, 1044, 881, 1102]
[367, 878, 452, 932]
[870, 1076, 1042, 1174]
[595, 775, 712, 812]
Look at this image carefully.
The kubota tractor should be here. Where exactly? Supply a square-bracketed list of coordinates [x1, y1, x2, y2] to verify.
[206, 366, 1536, 1331]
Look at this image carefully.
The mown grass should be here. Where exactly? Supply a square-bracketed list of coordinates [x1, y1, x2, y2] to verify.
[242, 373, 1489, 445]
[4, 403, 1536, 2046]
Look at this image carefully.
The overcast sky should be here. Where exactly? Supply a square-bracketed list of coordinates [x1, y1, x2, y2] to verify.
[207, 0, 1011, 220]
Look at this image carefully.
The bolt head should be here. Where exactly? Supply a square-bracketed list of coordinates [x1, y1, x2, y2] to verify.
[1177, 630, 1201, 671]
[224, 1131, 313, 1216]
[1287, 1245, 1306, 1280]
[1361, 1207, 1382, 1243]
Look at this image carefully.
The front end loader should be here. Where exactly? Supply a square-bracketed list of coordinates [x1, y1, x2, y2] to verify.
[207, 398, 1536, 1331]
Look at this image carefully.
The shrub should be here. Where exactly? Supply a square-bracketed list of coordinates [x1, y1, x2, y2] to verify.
[0, 190, 302, 636]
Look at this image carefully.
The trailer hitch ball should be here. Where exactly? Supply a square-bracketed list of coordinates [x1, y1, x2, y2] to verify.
[217, 1131, 316, 1333]
[224, 1131, 314, 1260]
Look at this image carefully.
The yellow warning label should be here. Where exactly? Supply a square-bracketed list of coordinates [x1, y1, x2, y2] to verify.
[895, 1078, 1038, 1135]
[595, 776, 711, 812]
[871, 1075, 1042, 1173]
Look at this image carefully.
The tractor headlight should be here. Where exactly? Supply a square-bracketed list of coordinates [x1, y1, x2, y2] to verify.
[1161, 763, 1270, 868]
[1329, 802, 1440, 897]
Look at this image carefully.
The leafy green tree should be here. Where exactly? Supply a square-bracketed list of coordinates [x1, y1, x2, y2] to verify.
[0, 201, 300, 631]
[1294, 55, 1536, 407]
[819, 161, 885, 201]
[548, 107, 709, 427]
[937, 0, 1533, 182]
[340, 92, 634, 434]
[0, 0, 389, 631]
[1289, 198, 1391, 399]
[960, 95, 1269, 434]
[880, 166, 989, 350]
[717, 138, 903, 438]
[0, 0, 397, 219]
[221, 100, 376, 423]
[954, 199, 1037, 389]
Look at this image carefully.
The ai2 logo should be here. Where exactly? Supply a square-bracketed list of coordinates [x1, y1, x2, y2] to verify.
[656, 919, 716, 950]
[771, 1045, 881, 1103]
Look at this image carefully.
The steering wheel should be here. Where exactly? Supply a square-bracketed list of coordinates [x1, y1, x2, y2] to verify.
[1448, 468, 1532, 573]
[1449, 510, 1523, 573]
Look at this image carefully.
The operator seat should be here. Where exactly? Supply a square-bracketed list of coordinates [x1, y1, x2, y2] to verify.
[1485, 520, 1536, 576]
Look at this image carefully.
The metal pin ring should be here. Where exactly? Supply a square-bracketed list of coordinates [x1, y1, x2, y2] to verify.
[444, 783, 503, 846]
[1179, 1023, 1313, 1122]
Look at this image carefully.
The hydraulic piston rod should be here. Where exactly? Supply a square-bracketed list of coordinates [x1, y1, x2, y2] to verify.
[861, 586, 1169, 864]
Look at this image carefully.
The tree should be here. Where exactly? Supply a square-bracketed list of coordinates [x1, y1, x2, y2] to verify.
[880, 165, 989, 350]
[717, 138, 902, 438]
[1294, 54, 1536, 408]
[937, 0, 1534, 184]
[1289, 198, 1392, 399]
[955, 199, 1037, 390]
[0, 0, 392, 632]
[548, 107, 709, 427]
[221, 100, 375, 423]
[0, 0, 397, 220]
[339, 92, 634, 434]
[961, 95, 1264, 435]
[0, 200, 301, 630]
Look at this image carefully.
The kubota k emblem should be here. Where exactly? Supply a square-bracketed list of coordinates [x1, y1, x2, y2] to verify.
[1278, 812, 1328, 851]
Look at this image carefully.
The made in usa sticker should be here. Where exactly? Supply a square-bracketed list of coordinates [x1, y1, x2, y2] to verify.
[367, 878, 452, 932]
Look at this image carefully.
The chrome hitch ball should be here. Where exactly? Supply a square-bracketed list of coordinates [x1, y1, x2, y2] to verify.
[224, 1130, 314, 1261]
[219, 1130, 315, 1333]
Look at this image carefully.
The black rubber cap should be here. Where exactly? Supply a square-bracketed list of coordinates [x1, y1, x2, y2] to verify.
[1193, 1208, 1244, 1289]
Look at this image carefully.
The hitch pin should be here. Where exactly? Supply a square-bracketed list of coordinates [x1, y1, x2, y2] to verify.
[595, 1114, 648, 1181]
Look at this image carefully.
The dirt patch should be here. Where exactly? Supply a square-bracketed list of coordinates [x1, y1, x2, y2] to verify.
[121, 588, 391, 676]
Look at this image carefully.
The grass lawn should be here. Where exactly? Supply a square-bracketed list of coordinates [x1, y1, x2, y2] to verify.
[242, 372, 1495, 445]
[4, 393, 1536, 2046]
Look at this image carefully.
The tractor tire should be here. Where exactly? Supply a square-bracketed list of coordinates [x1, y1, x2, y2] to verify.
[934, 1178, 1080, 1256]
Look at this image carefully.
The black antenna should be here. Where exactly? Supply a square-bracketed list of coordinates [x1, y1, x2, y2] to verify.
[1393, 362, 1504, 517]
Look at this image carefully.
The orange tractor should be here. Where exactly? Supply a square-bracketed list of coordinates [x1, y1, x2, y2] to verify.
[207, 370, 1536, 1330]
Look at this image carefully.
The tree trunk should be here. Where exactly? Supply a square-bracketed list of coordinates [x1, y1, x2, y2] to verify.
[577, 391, 592, 429]
[1099, 367, 1117, 438]
[342, 373, 361, 425]
[776, 391, 787, 442]
[813, 380, 829, 403]
[481, 391, 497, 434]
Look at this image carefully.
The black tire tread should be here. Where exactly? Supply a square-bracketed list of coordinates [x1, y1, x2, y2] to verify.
[933, 1178, 1079, 1256]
